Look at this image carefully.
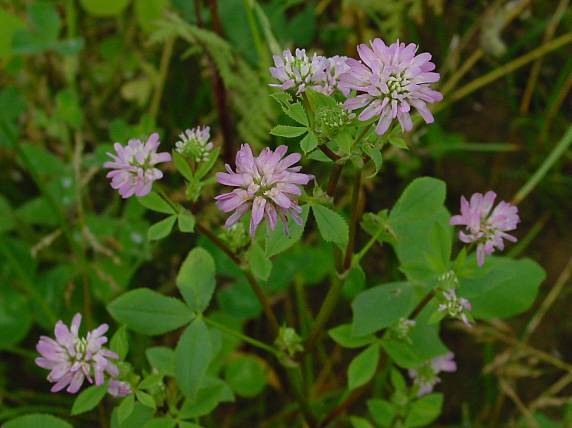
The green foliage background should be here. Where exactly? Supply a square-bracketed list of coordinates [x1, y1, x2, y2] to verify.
[1, 0, 571, 427]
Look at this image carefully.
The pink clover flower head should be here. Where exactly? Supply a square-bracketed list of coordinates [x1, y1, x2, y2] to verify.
[438, 288, 473, 327]
[450, 191, 520, 266]
[408, 352, 457, 396]
[318, 55, 352, 96]
[269, 49, 328, 95]
[35, 313, 119, 394]
[104, 133, 171, 198]
[269, 49, 350, 96]
[175, 126, 213, 162]
[215, 144, 313, 236]
[341, 39, 443, 135]
[108, 379, 132, 398]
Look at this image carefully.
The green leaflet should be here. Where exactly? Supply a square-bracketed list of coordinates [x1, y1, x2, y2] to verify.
[176, 247, 216, 312]
[458, 257, 545, 319]
[107, 288, 193, 335]
[175, 318, 213, 401]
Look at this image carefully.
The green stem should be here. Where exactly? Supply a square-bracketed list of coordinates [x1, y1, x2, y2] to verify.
[351, 123, 373, 150]
[304, 275, 344, 351]
[244, 269, 280, 335]
[305, 171, 363, 350]
[149, 37, 175, 120]
[73, 133, 93, 328]
[512, 125, 572, 204]
[243, 0, 269, 68]
[197, 226, 316, 427]
[352, 227, 384, 267]
[285, 367, 319, 428]
[204, 317, 278, 356]
[65, 0, 77, 38]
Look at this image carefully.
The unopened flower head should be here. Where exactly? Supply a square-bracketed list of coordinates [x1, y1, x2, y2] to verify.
[389, 318, 416, 342]
[175, 126, 213, 162]
[220, 222, 250, 253]
[438, 270, 460, 289]
[108, 379, 132, 398]
[104, 133, 171, 198]
[341, 39, 443, 135]
[269, 49, 350, 96]
[438, 289, 473, 326]
[450, 191, 520, 266]
[409, 352, 456, 396]
[315, 103, 355, 137]
[35, 314, 119, 394]
[215, 144, 312, 236]
[275, 326, 304, 357]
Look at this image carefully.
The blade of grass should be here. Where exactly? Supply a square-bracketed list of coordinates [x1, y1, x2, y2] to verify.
[522, 254, 572, 342]
[512, 125, 572, 204]
[442, 32, 572, 109]
[520, 0, 569, 113]
[507, 212, 550, 258]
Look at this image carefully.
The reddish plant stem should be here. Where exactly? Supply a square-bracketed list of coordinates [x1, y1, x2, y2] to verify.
[319, 386, 369, 427]
[195, 0, 235, 164]
[410, 290, 435, 319]
[326, 164, 343, 197]
[343, 172, 362, 271]
[319, 144, 341, 161]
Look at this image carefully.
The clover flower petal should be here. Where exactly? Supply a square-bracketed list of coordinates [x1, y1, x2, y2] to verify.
[269, 49, 350, 96]
[409, 352, 457, 396]
[35, 314, 120, 394]
[216, 144, 312, 236]
[175, 126, 213, 162]
[450, 191, 520, 266]
[104, 133, 171, 198]
[341, 39, 443, 135]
